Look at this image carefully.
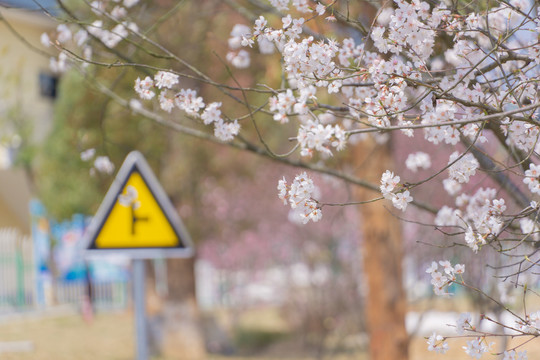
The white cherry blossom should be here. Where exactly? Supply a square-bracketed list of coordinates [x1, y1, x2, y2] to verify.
[154, 71, 179, 89]
[448, 152, 479, 184]
[427, 332, 449, 354]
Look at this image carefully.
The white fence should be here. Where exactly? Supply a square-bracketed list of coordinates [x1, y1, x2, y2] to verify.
[0, 227, 128, 312]
[55, 281, 128, 310]
[0, 228, 34, 311]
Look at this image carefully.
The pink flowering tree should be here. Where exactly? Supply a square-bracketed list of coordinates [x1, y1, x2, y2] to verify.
[38, 0, 540, 359]
[198, 163, 365, 353]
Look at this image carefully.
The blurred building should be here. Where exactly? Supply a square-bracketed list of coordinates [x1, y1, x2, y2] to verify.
[0, 0, 57, 232]
[0, 1, 59, 311]
[0, 168, 31, 234]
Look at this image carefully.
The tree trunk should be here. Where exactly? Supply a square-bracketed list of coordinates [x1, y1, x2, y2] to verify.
[353, 137, 409, 360]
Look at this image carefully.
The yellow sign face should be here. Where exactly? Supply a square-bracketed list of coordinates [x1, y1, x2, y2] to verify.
[95, 171, 180, 248]
[84, 151, 193, 258]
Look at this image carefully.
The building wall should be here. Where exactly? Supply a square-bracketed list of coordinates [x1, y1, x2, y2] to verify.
[0, 168, 32, 235]
[0, 7, 56, 147]
[0, 7, 56, 233]
[0, 198, 26, 231]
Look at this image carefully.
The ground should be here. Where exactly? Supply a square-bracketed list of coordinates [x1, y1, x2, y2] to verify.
[0, 309, 539, 359]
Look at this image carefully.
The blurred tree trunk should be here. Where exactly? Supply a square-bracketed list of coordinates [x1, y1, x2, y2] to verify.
[345, 1, 409, 357]
[353, 137, 409, 360]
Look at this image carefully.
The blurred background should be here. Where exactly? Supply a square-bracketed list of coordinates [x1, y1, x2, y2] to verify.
[0, 0, 539, 359]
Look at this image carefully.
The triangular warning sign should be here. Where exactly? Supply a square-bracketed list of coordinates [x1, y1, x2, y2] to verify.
[84, 151, 194, 258]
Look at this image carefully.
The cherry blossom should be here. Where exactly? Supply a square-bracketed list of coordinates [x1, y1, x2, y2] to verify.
[158, 91, 175, 113]
[523, 163, 540, 195]
[463, 338, 493, 359]
[226, 49, 250, 69]
[405, 152, 431, 172]
[503, 350, 528, 360]
[56, 24, 72, 44]
[517, 310, 540, 335]
[427, 332, 449, 354]
[297, 120, 346, 157]
[40, 32, 50, 47]
[392, 190, 413, 212]
[448, 152, 479, 184]
[134, 77, 155, 100]
[154, 71, 179, 90]
[456, 313, 473, 335]
[175, 89, 205, 116]
[214, 119, 240, 142]
[201, 102, 222, 125]
[380, 170, 401, 199]
[93, 156, 114, 174]
[40, 0, 540, 355]
[426, 260, 465, 296]
[277, 172, 322, 224]
[80, 148, 96, 162]
[123, 0, 139, 8]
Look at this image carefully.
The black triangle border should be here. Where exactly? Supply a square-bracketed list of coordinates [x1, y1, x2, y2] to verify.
[83, 151, 194, 259]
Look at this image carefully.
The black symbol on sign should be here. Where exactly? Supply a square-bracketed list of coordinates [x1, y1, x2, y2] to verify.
[118, 185, 149, 235]
[130, 205, 149, 235]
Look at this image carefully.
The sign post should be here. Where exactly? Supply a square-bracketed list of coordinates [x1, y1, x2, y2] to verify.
[83, 151, 194, 360]
[133, 259, 148, 360]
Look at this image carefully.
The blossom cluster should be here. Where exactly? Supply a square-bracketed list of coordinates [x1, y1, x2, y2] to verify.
[268, 89, 297, 123]
[297, 119, 346, 158]
[516, 310, 540, 335]
[428, 312, 531, 358]
[226, 24, 253, 69]
[277, 172, 322, 224]
[80, 148, 115, 175]
[425, 260, 465, 296]
[447, 152, 479, 184]
[42, 24, 91, 73]
[225, 10, 358, 157]
[463, 338, 494, 359]
[87, 20, 138, 49]
[519, 216, 539, 242]
[502, 119, 540, 154]
[405, 152, 431, 173]
[456, 312, 473, 335]
[523, 163, 540, 195]
[178, 0, 538, 218]
[133, 72, 240, 142]
[503, 350, 528, 360]
[371, 0, 438, 63]
[42, 0, 142, 73]
[435, 188, 506, 252]
[268, 0, 321, 14]
[40, 0, 540, 357]
[380, 170, 412, 212]
[426, 332, 448, 354]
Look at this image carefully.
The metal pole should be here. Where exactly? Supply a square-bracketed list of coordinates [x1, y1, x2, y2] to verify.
[133, 259, 148, 360]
